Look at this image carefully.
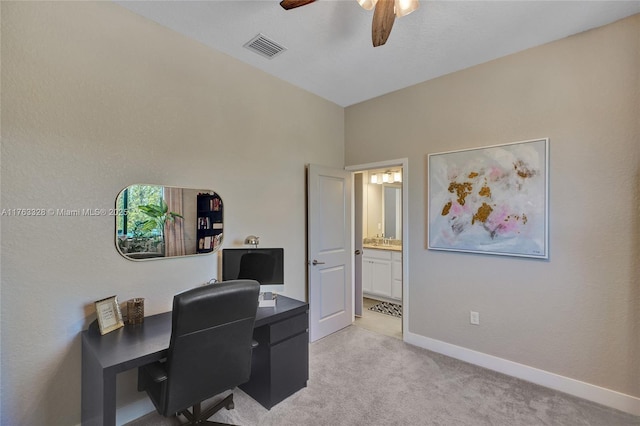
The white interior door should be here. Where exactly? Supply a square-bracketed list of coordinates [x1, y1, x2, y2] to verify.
[307, 164, 353, 342]
[354, 173, 363, 317]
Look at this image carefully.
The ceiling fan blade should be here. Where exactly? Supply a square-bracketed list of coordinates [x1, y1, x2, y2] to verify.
[280, 0, 317, 10]
[372, 0, 396, 47]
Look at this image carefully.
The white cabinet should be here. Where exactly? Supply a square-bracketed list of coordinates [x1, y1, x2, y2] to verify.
[362, 249, 401, 301]
[361, 255, 374, 293]
[391, 251, 402, 300]
[370, 259, 392, 296]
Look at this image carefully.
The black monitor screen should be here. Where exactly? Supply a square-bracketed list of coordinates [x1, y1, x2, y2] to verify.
[222, 248, 284, 285]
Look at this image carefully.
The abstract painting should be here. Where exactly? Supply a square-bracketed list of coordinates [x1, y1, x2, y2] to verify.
[428, 138, 548, 258]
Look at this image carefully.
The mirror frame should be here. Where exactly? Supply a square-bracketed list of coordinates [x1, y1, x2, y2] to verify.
[114, 184, 223, 261]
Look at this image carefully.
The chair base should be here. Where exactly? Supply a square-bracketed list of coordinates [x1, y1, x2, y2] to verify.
[178, 394, 237, 425]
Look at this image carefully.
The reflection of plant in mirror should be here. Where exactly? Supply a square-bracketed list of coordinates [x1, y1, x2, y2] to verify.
[129, 221, 154, 252]
[117, 221, 158, 253]
[138, 199, 183, 239]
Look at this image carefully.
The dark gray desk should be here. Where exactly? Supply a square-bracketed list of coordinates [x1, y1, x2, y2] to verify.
[81, 295, 308, 426]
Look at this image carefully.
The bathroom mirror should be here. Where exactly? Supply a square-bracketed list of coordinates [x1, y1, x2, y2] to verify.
[383, 185, 402, 240]
[365, 181, 402, 241]
[115, 184, 223, 261]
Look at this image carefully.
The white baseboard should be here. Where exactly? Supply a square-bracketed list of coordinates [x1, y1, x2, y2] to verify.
[404, 331, 640, 417]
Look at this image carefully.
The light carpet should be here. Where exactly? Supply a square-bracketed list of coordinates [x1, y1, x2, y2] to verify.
[126, 325, 639, 426]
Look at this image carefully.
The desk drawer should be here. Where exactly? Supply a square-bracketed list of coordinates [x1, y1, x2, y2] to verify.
[269, 312, 308, 344]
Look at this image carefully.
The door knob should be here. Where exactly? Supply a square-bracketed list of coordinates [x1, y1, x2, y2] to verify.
[312, 259, 325, 265]
[354, 250, 362, 255]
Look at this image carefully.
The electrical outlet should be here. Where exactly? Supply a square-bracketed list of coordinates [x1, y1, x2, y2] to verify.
[470, 311, 480, 325]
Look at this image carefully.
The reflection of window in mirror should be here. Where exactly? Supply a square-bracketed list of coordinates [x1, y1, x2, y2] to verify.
[116, 185, 163, 240]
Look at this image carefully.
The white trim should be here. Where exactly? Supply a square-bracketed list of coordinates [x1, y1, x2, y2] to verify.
[349, 172, 356, 322]
[347, 158, 409, 338]
[404, 331, 640, 417]
[400, 160, 408, 337]
[346, 158, 407, 172]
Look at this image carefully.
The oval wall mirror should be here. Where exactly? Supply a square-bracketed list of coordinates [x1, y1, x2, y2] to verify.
[115, 184, 223, 261]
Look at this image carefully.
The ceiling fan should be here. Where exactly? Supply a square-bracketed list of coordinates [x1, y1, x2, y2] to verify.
[280, 0, 420, 47]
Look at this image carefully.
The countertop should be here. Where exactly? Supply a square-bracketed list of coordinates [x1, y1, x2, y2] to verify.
[362, 244, 402, 252]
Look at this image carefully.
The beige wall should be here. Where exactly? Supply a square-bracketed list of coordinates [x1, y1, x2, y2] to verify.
[2, 1, 638, 424]
[366, 181, 383, 238]
[1, 2, 343, 424]
[346, 14, 639, 399]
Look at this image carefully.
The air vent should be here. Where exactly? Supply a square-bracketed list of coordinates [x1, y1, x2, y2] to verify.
[243, 34, 287, 59]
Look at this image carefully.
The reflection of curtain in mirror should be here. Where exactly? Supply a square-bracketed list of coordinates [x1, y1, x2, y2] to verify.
[164, 187, 186, 257]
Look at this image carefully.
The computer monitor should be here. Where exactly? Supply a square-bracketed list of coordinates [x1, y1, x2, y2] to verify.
[221, 248, 284, 294]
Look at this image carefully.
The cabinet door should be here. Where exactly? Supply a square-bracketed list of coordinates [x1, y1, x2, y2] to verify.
[370, 259, 392, 296]
[271, 331, 309, 407]
[361, 258, 373, 292]
[392, 279, 402, 300]
[392, 253, 402, 299]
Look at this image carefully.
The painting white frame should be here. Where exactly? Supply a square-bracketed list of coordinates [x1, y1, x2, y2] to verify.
[428, 138, 549, 259]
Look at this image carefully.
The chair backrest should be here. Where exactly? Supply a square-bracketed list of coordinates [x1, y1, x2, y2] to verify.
[161, 280, 260, 415]
[237, 252, 276, 283]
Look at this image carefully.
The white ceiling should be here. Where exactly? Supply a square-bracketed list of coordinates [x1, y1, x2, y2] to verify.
[116, 1, 640, 107]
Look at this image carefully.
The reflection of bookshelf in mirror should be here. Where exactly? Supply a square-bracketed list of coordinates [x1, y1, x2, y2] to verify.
[196, 193, 223, 253]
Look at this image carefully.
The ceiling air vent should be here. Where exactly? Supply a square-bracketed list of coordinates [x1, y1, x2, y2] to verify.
[243, 33, 287, 59]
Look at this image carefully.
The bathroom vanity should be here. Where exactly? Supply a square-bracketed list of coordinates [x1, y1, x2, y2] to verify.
[362, 246, 402, 302]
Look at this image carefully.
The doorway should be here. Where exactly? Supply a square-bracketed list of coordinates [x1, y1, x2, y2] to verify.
[347, 159, 408, 341]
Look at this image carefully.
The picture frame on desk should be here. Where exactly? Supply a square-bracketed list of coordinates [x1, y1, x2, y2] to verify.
[94, 295, 124, 335]
[258, 292, 276, 307]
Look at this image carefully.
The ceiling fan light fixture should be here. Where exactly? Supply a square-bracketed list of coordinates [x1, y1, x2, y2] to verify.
[280, 0, 317, 10]
[394, 0, 419, 17]
[357, 0, 378, 11]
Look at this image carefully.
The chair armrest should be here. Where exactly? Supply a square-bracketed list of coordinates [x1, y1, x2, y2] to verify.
[143, 362, 168, 383]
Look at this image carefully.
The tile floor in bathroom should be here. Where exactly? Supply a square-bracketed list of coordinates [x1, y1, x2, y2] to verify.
[354, 297, 402, 340]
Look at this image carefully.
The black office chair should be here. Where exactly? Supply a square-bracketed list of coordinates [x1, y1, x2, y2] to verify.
[137, 280, 260, 425]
